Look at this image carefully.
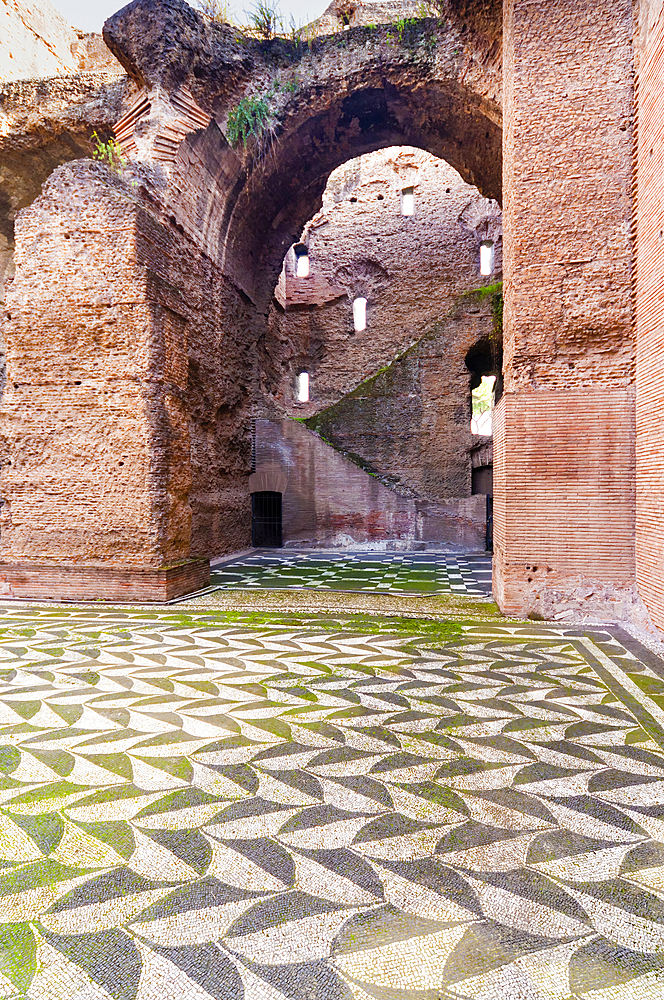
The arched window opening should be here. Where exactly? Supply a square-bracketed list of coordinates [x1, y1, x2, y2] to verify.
[480, 240, 494, 276]
[401, 186, 415, 216]
[297, 371, 310, 402]
[353, 296, 367, 332]
[294, 243, 310, 278]
[471, 374, 496, 435]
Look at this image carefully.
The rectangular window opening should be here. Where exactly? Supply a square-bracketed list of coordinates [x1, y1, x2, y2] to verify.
[401, 186, 415, 216]
[296, 253, 310, 277]
[353, 296, 367, 332]
[297, 371, 309, 402]
[480, 240, 494, 276]
[471, 374, 496, 435]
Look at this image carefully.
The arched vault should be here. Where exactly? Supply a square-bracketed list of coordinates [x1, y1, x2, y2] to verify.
[104, 0, 502, 308]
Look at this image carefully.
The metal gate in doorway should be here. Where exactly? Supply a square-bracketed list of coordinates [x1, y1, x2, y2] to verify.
[251, 491, 283, 547]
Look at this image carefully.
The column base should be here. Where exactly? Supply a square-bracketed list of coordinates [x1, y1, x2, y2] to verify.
[0, 559, 210, 602]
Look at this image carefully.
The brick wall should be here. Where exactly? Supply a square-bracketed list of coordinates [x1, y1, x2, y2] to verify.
[256, 419, 487, 551]
[0, 158, 255, 599]
[265, 148, 501, 503]
[493, 389, 636, 613]
[635, 0, 664, 631]
[495, 0, 637, 618]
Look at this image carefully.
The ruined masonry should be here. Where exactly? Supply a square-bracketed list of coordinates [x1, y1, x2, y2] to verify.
[0, 0, 663, 636]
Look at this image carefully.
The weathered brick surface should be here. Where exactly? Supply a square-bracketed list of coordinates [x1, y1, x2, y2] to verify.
[264, 148, 501, 502]
[495, 0, 638, 622]
[0, 159, 255, 594]
[0, 559, 210, 601]
[256, 419, 487, 550]
[104, 0, 502, 312]
[0, 0, 505, 600]
[635, 0, 664, 632]
[493, 389, 636, 613]
[8, 0, 664, 620]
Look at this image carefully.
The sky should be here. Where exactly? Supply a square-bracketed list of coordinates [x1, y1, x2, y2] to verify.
[51, 0, 327, 34]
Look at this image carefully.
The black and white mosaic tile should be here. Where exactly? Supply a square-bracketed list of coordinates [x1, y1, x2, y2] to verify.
[0, 608, 663, 998]
[210, 552, 493, 598]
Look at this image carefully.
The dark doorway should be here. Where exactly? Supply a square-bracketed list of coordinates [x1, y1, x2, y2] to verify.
[472, 465, 493, 497]
[252, 491, 283, 547]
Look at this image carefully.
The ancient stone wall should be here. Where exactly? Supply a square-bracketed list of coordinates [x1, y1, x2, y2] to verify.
[255, 418, 487, 550]
[0, 0, 506, 599]
[494, 0, 638, 624]
[0, 72, 126, 307]
[103, 0, 502, 311]
[0, 2, 126, 325]
[635, 0, 664, 632]
[0, 158, 254, 598]
[263, 147, 501, 501]
[1, 0, 79, 82]
[4, 0, 662, 616]
[302, 294, 498, 501]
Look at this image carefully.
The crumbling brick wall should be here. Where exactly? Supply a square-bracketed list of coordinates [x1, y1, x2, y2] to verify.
[262, 147, 501, 501]
[495, 0, 638, 624]
[635, 0, 664, 632]
[0, 159, 255, 598]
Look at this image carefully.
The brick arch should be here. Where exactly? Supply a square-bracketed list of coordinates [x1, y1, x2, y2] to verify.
[0, 0, 503, 601]
[104, 0, 502, 309]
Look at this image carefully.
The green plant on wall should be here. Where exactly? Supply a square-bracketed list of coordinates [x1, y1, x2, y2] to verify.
[194, 0, 236, 22]
[386, 16, 420, 44]
[485, 279, 503, 342]
[226, 94, 273, 147]
[244, 0, 283, 38]
[91, 131, 126, 173]
[466, 279, 503, 342]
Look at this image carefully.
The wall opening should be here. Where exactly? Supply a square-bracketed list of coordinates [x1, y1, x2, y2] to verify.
[353, 296, 367, 332]
[401, 186, 415, 216]
[297, 371, 310, 402]
[480, 240, 494, 276]
[471, 374, 496, 434]
[251, 491, 283, 547]
[294, 242, 310, 277]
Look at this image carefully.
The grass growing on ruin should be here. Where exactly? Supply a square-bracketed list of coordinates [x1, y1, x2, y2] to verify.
[90, 131, 126, 174]
[226, 95, 274, 147]
[468, 279, 503, 341]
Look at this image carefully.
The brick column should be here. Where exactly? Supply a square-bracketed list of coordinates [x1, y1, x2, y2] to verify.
[495, 0, 636, 617]
[0, 161, 208, 601]
[635, 0, 664, 631]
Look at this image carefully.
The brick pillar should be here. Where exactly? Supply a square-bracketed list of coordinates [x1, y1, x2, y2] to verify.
[0, 161, 209, 601]
[635, 0, 664, 631]
[495, 0, 636, 617]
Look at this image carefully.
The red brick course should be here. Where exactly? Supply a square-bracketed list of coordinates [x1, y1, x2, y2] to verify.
[493, 390, 636, 615]
[0, 559, 210, 602]
[635, 0, 664, 631]
[495, 0, 637, 621]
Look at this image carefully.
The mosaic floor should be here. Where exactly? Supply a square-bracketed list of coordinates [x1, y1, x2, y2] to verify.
[2, 606, 664, 998]
[210, 552, 493, 598]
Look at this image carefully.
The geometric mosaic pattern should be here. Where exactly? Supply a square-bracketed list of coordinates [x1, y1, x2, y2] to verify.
[1, 607, 664, 998]
[210, 551, 494, 598]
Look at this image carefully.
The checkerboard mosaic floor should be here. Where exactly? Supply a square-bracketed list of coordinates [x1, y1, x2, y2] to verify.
[2, 606, 664, 998]
[210, 552, 493, 598]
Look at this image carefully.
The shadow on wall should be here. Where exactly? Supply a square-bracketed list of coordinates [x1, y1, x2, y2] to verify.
[253, 418, 487, 551]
